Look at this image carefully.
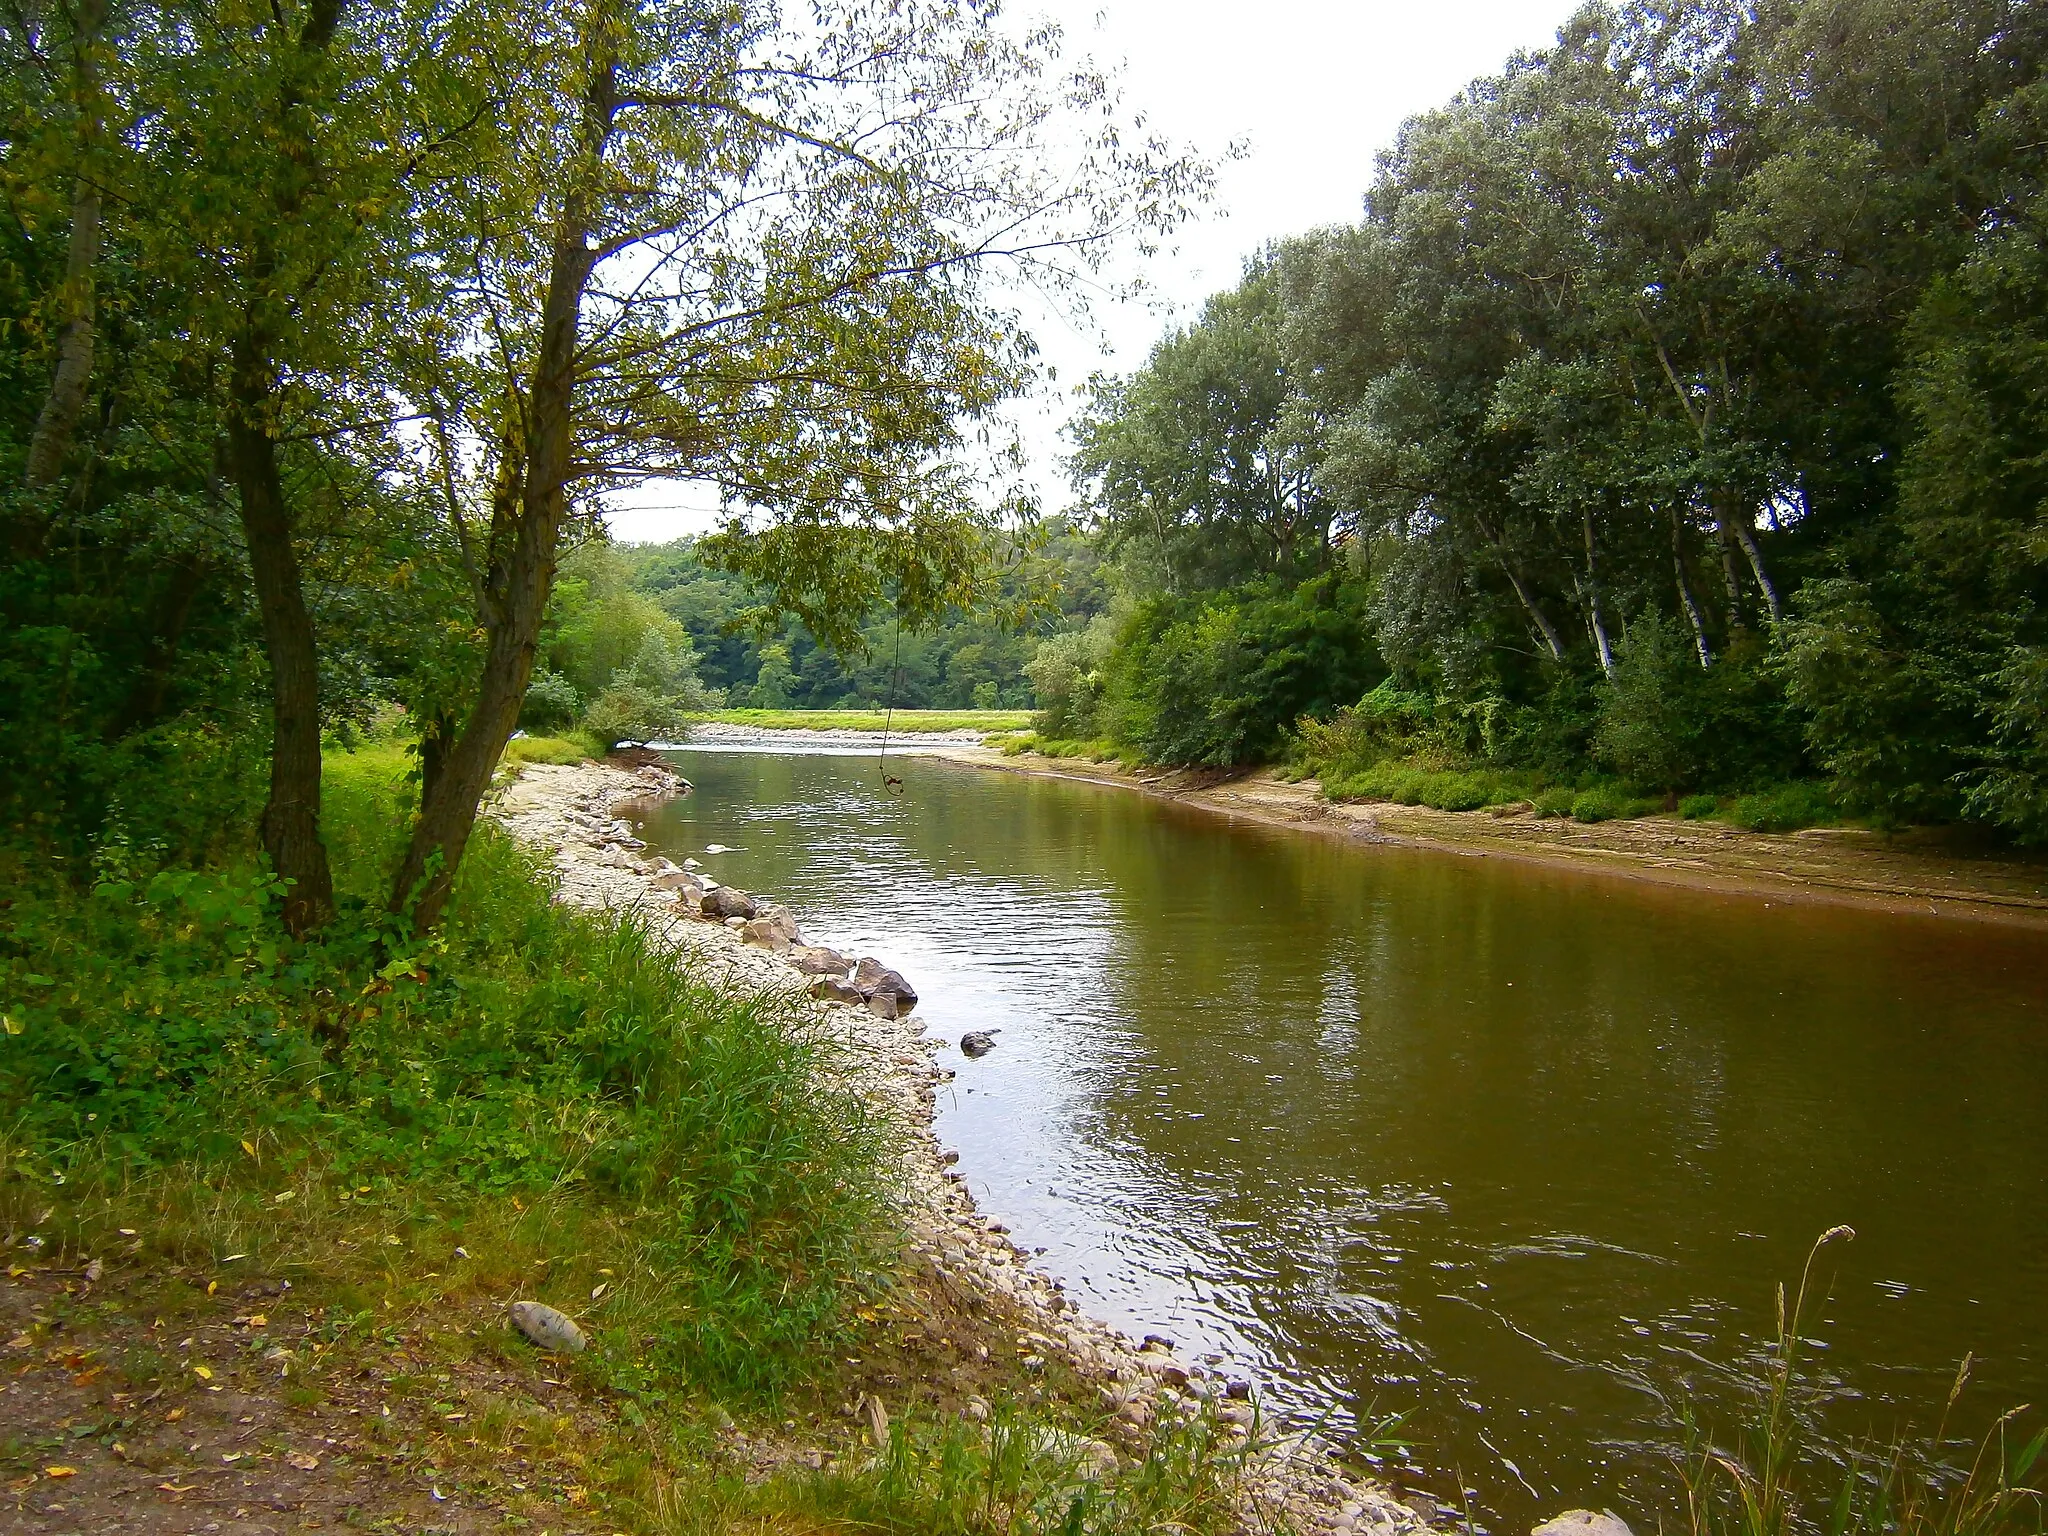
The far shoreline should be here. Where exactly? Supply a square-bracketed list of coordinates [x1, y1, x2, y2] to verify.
[657, 723, 2048, 930]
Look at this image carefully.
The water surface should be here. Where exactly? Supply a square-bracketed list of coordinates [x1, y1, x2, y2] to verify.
[635, 746, 2048, 1529]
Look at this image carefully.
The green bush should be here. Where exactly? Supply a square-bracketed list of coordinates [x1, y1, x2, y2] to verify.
[1571, 785, 1636, 822]
[1726, 782, 1838, 833]
[1104, 573, 1382, 767]
[1679, 793, 1721, 819]
[519, 668, 583, 732]
[1534, 787, 1578, 817]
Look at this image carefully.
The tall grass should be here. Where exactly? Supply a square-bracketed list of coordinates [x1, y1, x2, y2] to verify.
[1, 743, 887, 1396]
[1680, 1229, 2044, 1536]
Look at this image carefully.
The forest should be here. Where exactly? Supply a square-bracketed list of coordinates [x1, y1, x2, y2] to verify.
[1053, 0, 2048, 837]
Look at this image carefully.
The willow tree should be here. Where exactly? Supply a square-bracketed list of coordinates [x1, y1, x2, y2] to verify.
[380, 0, 1203, 928]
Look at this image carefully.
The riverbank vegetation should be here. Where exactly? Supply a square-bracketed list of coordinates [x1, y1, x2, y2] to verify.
[1039, 0, 2048, 843]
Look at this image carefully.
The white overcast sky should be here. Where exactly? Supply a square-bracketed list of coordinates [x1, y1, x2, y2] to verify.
[601, 0, 1583, 546]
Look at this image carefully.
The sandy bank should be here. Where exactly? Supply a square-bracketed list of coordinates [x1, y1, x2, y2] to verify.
[491, 757, 1431, 1536]
[928, 747, 2048, 928]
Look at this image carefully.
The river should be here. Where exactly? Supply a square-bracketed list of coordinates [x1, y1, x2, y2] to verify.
[634, 744, 2048, 1531]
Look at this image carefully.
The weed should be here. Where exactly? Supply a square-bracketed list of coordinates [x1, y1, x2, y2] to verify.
[1680, 794, 1722, 820]
[1676, 1228, 2043, 1536]
[685, 708, 1033, 734]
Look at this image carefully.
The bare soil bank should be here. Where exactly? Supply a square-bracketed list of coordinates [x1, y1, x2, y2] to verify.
[939, 749, 2048, 928]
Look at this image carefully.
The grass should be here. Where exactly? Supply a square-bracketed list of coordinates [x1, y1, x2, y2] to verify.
[503, 729, 604, 765]
[2, 741, 887, 1396]
[994, 733, 1127, 762]
[1302, 744, 1842, 834]
[684, 708, 1033, 733]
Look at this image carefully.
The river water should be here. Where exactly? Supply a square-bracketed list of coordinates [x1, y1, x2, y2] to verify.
[635, 745, 2048, 1530]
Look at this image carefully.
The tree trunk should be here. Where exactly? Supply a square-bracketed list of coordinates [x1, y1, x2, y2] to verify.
[25, 181, 101, 490]
[229, 346, 335, 935]
[24, 0, 109, 492]
[1501, 561, 1568, 665]
[113, 557, 210, 736]
[389, 213, 601, 932]
[1714, 504, 1747, 638]
[388, 19, 615, 931]
[1581, 506, 1616, 679]
[1671, 508, 1712, 669]
[1729, 514, 1781, 625]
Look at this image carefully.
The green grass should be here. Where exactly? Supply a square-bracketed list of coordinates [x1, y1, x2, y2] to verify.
[1319, 760, 1535, 812]
[2, 742, 888, 1396]
[503, 729, 604, 765]
[999, 733, 1126, 762]
[684, 708, 1033, 733]
[0, 737, 1261, 1536]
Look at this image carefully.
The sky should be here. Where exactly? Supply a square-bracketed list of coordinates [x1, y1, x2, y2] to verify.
[600, 0, 1584, 546]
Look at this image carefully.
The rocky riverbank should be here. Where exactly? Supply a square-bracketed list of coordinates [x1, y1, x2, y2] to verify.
[492, 757, 1435, 1536]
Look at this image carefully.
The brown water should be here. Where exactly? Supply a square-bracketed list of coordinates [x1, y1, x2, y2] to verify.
[637, 746, 2048, 1530]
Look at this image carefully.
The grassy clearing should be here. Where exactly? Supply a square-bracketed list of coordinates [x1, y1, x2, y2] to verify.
[684, 708, 1033, 733]
[3, 742, 886, 1396]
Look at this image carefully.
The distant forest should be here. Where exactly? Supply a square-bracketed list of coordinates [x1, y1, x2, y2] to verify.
[520, 520, 1109, 733]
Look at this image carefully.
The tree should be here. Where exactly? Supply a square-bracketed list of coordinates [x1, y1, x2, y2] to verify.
[384, 0, 1204, 928]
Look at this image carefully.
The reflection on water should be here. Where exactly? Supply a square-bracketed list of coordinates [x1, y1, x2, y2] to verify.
[636, 746, 2048, 1528]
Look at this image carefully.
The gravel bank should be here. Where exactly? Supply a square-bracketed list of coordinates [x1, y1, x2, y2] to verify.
[491, 757, 1433, 1536]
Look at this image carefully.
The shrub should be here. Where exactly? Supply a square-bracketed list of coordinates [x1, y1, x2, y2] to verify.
[1679, 793, 1720, 819]
[519, 668, 583, 732]
[1596, 613, 1806, 792]
[583, 684, 684, 748]
[1726, 782, 1838, 833]
[1024, 624, 1109, 740]
[1104, 573, 1381, 767]
[1571, 785, 1634, 822]
[1534, 787, 1577, 818]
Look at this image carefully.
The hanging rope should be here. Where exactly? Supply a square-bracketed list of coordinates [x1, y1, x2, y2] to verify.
[877, 617, 906, 795]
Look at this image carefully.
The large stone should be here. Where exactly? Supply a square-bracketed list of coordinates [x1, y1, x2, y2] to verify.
[960, 1030, 999, 1058]
[1532, 1513, 1633, 1536]
[740, 916, 790, 951]
[653, 870, 704, 896]
[790, 945, 853, 977]
[699, 885, 757, 921]
[809, 976, 864, 1005]
[508, 1300, 586, 1354]
[756, 904, 802, 945]
[853, 958, 918, 1013]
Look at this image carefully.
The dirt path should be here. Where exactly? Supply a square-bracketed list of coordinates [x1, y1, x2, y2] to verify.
[937, 749, 2048, 927]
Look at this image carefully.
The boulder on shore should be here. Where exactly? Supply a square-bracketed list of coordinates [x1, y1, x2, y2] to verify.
[699, 885, 757, 921]
[790, 945, 853, 977]
[740, 916, 791, 951]
[809, 976, 864, 1005]
[853, 956, 918, 1014]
